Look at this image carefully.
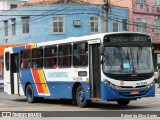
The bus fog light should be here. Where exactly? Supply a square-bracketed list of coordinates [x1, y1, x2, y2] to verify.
[115, 86, 120, 90]
[104, 79, 121, 90]
[104, 79, 110, 85]
[147, 81, 155, 88]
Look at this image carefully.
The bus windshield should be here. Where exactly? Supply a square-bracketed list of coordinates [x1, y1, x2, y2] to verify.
[103, 47, 154, 74]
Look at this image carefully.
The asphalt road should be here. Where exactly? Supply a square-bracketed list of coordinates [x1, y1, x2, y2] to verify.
[0, 84, 160, 119]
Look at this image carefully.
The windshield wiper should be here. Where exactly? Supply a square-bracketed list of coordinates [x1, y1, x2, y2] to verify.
[118, 47, 131, 64]
[118, 46, 135, 73]
[137, 52, 139, 69]
[137, 47, 143, 69]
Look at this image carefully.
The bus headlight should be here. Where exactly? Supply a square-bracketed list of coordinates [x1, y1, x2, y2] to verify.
[104, 79, 120, 90]
[147, 81, 155, 88]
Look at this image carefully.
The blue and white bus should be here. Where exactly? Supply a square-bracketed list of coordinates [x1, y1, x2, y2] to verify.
[4, 32, 155, 107]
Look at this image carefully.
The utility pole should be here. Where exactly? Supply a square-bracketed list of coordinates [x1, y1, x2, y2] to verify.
[103, 0, 110, 33]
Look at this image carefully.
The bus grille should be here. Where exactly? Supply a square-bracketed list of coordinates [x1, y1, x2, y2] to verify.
[120, 85, 147, 89]
[119, 76, 149, 81]
[119, 90, 147, 97]
[106, 73, 153, 81]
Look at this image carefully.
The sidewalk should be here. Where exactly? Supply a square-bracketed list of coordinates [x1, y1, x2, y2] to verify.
[0, 85, 3, 92]
[155, 83, 160, 94]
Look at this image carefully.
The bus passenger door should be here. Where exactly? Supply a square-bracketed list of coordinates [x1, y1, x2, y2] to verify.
[89, 43, 101, 99]
[10, 53, 19, 95]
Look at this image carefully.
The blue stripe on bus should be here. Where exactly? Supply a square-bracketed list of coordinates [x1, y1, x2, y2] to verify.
[12, 46, 25, 53]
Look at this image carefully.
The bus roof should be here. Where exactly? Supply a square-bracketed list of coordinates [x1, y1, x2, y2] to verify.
[4, 32, 150, 52]
[36, 32, 150, 47]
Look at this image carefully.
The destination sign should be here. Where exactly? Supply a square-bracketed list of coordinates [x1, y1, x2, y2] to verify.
[103, 34, 151, 43]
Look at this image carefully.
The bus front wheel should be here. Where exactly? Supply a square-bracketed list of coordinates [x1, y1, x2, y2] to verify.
[76, 85, 88, 108]
[117, 100, 130, 105]
[26, 84, 36, 103]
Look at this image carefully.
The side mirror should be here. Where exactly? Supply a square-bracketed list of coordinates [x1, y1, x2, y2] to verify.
[99, 46, 104, 55]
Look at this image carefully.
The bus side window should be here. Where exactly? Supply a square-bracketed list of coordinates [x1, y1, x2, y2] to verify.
[20, 50, 31, 69]
[73, 42, 88, 67]
[32, 48, 43, 68]
[21, 60, 30, 68]
[44, 46, 57, 68]
[58, 44, 71, 68]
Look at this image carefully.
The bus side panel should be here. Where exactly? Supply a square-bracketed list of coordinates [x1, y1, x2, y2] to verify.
[19, 69, 39, 96]
[45, 82, 90, 99]
[42, 69, 90, 99]
[18, 75, 25, 96]
[20, 69, 91, 100]
[20, 69, 72, 98]
[46, 82, 72, 99]
[4, 70, 11, 95]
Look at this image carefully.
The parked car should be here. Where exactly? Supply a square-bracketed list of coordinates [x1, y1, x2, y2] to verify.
[0, 75, 4, 85]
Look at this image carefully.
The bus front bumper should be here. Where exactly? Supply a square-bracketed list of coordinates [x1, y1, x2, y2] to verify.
[101, 82, 155, 101]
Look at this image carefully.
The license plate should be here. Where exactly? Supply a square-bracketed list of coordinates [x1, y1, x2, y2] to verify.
[130, 90, 139, 95]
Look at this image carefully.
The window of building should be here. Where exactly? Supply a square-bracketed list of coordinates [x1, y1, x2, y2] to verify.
[4, 21, 8, 37]
[44, 46, 57, 68]
[155, 0, 160, 5]
[20, 50, 31, 69]
[90, 17, 99, 33]
[52, 16, 64, 33]
[136, 18, 147, 33]
[140, 5, 143, 9]
[58, 44, 71, 68]
[122, 19, 128, 31]
[32, 48, 43, 68]
[73, 42, 88, 67]
[11, 19, 16, 35]
[10, 4, 17, 9]
[5, 52, 9, 71]
[136, 0, 146, 4]
[154, 19, 160, 33]
[113, 18, 119, 32]
[22, 17, 29, 34]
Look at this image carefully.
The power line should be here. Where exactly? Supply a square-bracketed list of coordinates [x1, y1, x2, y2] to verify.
[0, 4, 94, 29]
[0, 4, 102, 43]
[1, 1, 160, 43]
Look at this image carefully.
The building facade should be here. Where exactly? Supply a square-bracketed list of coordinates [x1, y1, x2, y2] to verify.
[132, 0, 160, 69]
[28, 0, 103, 4]
[0, 0, 26, 75]
[0, 0, 25, 12]
[109, 0, 133, 32]
[0, 1, 129, 45]
[28, 0, 133, 31]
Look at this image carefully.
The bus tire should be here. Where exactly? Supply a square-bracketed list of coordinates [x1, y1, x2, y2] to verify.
[117, 100, 130, 105]
[26, 84, 37, 103]
[76, 85, 88, 108]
